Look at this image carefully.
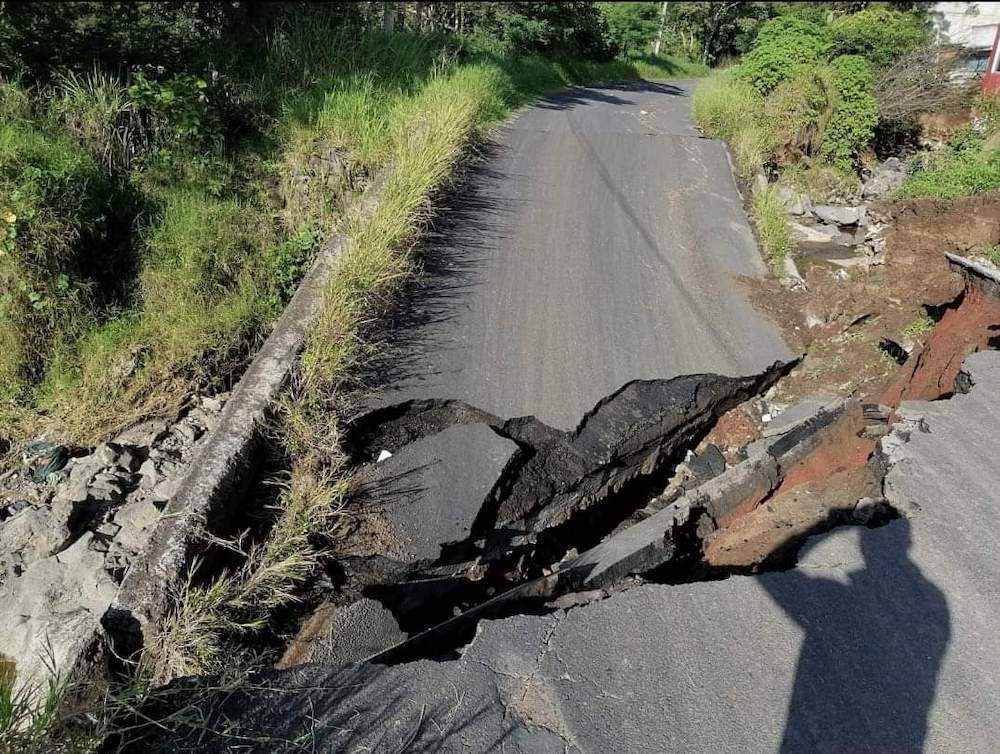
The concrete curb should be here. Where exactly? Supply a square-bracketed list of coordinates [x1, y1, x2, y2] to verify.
[103, 173, 389, 663]
[946, 252, 1000, 299]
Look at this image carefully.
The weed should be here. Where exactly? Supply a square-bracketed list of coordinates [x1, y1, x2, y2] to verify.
[898, 147, 1000, 199]
[47, 67, 141, 173]
[752, 185, 792, 271]
[900, 315, 935, 339]
[980, 244, 1000, 268]
[780, 161, 860, 201]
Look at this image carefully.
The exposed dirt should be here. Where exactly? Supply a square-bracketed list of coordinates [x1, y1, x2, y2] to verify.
[704, 405, 879, 570]
[747, 194, 1000, 406]
[882, 283, 1000, 405]
[706, 197, 1000, 573]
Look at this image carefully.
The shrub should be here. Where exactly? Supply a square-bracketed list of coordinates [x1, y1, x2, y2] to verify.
[830, 7, 928, 67]
[820, 55, 878, 170]
[874, 46, 977, 122]
[738, 17, 830, 95]
[765, 63, 839, 161]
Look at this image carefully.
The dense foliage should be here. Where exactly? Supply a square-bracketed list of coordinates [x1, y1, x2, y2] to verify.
[738, 17, 831, 95]
[829, 6, 928, 67]
[820, 55, 879, 169]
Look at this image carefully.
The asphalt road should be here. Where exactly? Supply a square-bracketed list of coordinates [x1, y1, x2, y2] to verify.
[369, 80, 791, 431]
[168, 354, 1000, 753]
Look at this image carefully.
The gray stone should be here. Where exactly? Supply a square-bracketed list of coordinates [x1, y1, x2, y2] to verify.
[113, 419, 169, 448]
[94, 443, 119, 467]
[862, 165, 906, 200]
[0, 532, 116, 695]
[117, 448, 140, 472]
[776, 186, 809, 216]
[173, 422, 201, 444]
[789, 220, 841, 244]
[753, 172, 768, 194]
[200, 395, 224, 413]
[151, 477, 181, 503]
[812, 205, 862, 226]
[138, 458, 160, 490]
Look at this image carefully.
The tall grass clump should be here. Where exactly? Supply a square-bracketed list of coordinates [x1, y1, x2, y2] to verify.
[752, 186, 792, 271]
[693, 73, 775, 180]
[0, 108, 118, 403]
[47, 68, 141, 173]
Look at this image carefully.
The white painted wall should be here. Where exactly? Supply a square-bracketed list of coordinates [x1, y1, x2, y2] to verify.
[930, 1, 1000, 49]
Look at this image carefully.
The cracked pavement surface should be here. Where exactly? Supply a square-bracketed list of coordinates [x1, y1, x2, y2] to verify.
[157, 353, 1000, 752]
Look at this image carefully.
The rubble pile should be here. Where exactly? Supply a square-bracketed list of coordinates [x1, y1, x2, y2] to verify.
[0, 394, 226, 688]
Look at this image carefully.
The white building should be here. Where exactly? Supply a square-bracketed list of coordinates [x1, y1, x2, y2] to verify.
[930, 2, 1000, 73]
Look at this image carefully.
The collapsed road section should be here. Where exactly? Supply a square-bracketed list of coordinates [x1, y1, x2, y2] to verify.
[126, 341, 1000, 753]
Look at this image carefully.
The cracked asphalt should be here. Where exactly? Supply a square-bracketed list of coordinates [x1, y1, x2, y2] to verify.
[145, 84, 1000, 754]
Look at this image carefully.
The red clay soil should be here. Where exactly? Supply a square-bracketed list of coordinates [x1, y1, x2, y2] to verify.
[703, 404, 878, 568]
[700, 403, 763, 465]
[704, 463, 872, 569]
[773, 404, 872, 495]
[881, 282, 1000, 405]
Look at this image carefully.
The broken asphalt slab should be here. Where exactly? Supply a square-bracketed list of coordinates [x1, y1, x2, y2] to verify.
[139, 351, 1000, 752]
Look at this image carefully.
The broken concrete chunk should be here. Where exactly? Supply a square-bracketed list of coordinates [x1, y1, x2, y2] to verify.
[113, 419, 169, 448]
[790, 221, 842, 244]
[763, 393, 842, 438]
[138, 458, 160, 490]
[362, 423, 519, 562]
[280, 599, 408, 668]
[812, 205, 862, 226]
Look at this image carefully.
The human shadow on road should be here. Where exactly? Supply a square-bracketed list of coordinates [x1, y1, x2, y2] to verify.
[762, 519, 950, 753]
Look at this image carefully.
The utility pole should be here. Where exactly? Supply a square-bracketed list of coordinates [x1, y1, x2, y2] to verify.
[654, 1, 668, 55]
[383, 1, 396, 33]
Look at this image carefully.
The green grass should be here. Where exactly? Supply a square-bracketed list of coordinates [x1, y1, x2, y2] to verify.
[692, 72, 776, 181]
[897, 148, 1000, 199]
[779, 160, 859, 201]
[982, 244, 1000, 268]
[1, 31, 705, 449]
[900, 314, 935, 339]
[752, 186, 793, 271]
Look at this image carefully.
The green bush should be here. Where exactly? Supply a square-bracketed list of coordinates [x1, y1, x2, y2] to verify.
[764, 63, 839, 161]
[830, 8, 928, 67]
[738, 17, 830, 95]
[819, 55, 878, 170]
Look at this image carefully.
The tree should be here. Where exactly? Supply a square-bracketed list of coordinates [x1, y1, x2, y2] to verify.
[598, 2, 660, 57]
[664, 2, 774, 65]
